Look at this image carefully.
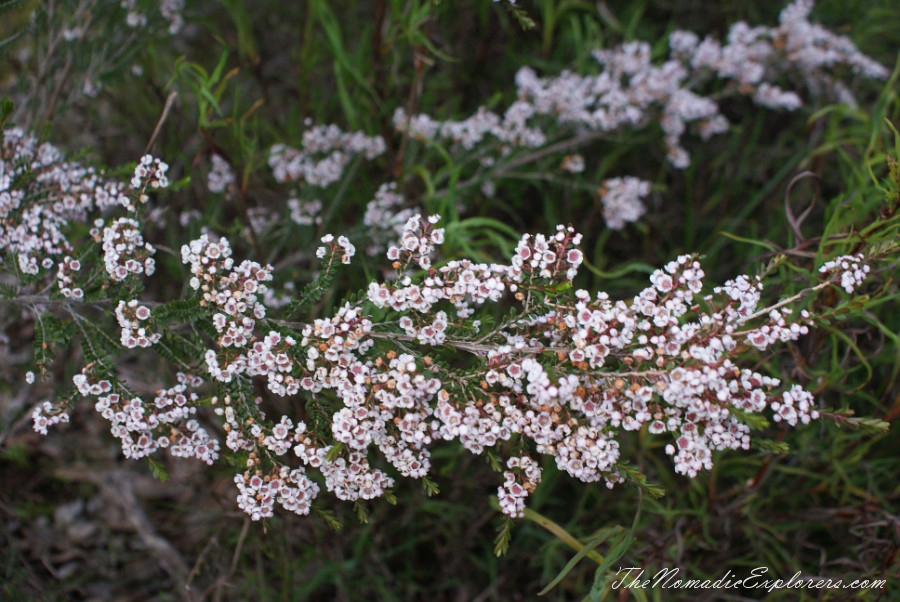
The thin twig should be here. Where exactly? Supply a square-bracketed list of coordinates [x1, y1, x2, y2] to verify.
[784, 171, 820, 243]
[738, 281, 830, 324]
[184, 535, 218, 593]
[210, 517, 250, 602]
[145, 91, 179, 155]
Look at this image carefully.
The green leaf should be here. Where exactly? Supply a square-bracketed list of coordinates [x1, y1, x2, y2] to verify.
[287, 253, 338, 317]
[325, 441, 346, 462]
[515, 504, 604, 564]
[589, 491, 646, 600]
[493, 515, 513, 557]
[315, 507, 342, 531]
[752, 439, 791, 454]
[727, 406, 771, 431]
[310, 0, 379, 124]
[508, 3, 537, 30]
[146, 456, 170, 482]
[421, 475, 440, 496]
[616, 463, 666, 499]
[220, 0, 258, 63]
[581, 256, 656, 280]
[717, 230, 779, 252]
[484, 449, 503, 473]
[821, 409, 891, 433]
[537, 526, 621, 595]
[152, 298, 209, 326]
[354, 501, 369, 524]
[0, 97, 13, 128]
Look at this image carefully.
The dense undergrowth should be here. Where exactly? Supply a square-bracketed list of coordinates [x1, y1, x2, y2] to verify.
[0, 1, 899, 600]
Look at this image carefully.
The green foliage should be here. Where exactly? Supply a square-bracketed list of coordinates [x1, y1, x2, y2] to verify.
[285, 254, 338, 318]
[32, 312, 75, 371]
[145, 455, 169, 482]
[151, 298, 209, 326]
[172, 51, 235, 130]
[0, 97, 12, 127]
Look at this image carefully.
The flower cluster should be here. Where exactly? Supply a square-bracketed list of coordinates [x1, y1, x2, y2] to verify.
[204, 299, 403, 512]
[130, 154, 170, 195]
[31, 401, 71, 436]
[385, 0, 886, 231]
[819, 253, 870, 293]
[101, 217, 157, 281]
[0, 128, 129, 275]
[115, 300, 161, 348]
[28, 199, 875, 522]
[152, 372, 206, 425]
[776, 0, 889, 98]
[299, 445, 395, 502]
[268, 123, 386, 188]
[316, 234, 356, 264]
[599, 177, 652, 231]
[287, 197, 323, 226]
[560, 154, 585, 174]
[167, 216, 836, 518]
[207, 153, 235, 194]
[234, 468, 320, 520]
[511, 224, 584, 281]
[772, 384, 818, 427]
[393, 102, 546, 152]
[160, 0, 186, 35]
[498, 456, 542, 518]
[362, 183, 416, 255]
[251, 2, 886, 260]
[121, 0, 148, 28]
[181, 234, 274, 379]
[185, 236, 445, 509]
[121, 0, 185, 35]
[61, 368, 220, 464]
[56, 256, 84, 299]
[514, 0, 886, 168]
[386, 214, 443, 271]
[366, 223, 583, 336]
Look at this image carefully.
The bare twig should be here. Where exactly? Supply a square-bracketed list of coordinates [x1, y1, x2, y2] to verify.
[784, 171, 820, 243]
[209, 517, 249, 602]
[145, 91, 179, 155]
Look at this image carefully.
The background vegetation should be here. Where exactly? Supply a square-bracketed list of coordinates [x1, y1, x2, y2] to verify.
[0, 0, 898, 600]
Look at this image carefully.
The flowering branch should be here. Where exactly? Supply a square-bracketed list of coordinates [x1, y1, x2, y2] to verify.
[3, 0, 895, 537]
